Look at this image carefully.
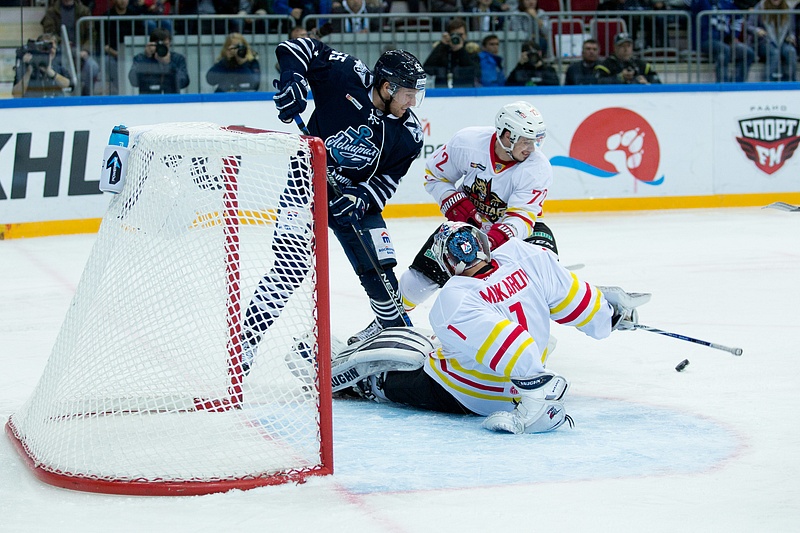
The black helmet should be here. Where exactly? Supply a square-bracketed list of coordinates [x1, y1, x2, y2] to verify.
[373, 49, 427, 93]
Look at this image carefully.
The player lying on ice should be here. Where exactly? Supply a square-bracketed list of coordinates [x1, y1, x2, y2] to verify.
[323, 221, 650, 434]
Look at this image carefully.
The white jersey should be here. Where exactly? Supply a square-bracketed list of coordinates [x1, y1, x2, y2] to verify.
[423, 126, 553, 240]
[426, 239, 612, 416]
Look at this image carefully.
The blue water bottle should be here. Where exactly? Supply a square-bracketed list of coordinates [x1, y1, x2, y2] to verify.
[100, 124, 130, 193]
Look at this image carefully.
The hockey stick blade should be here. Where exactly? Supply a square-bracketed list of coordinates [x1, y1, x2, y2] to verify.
[763, 202, 800, 212]
[633, 324, 743, 356]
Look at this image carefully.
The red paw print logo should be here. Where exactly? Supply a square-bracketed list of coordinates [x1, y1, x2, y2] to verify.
[560, 107, 663, 185]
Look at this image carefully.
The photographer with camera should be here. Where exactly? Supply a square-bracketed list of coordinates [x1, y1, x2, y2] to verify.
[128, 28, 189, 94]
[422, 17, 480, 88]
[505, 41, 560, 86]
[206, 33, 261, 92]
[594, 32, 661, 85]
[12, 34, 72, 98]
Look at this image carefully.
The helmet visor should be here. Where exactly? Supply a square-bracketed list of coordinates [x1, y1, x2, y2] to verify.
[514, 128, 546, 150]
[389, 84, 425, 107]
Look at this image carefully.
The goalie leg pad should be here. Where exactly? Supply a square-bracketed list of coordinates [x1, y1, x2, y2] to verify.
[482, 400, 570, 434]
[523, 221, 559, 256]
[484, 372, 571, 434]
[330, 327, 436, 392]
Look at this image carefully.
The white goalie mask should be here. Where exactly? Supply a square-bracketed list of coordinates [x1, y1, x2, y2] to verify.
[495, 101, 547, 153]
[431, 221, 492, 277]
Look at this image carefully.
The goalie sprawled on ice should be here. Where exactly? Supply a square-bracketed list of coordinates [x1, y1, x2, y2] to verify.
[300, 222, 650, 434]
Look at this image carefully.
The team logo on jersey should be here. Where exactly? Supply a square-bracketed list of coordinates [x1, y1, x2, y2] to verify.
[735, 115, 800, 175]
[405, 115, 424, 143]
[325, 125, 380, 169]
[551, 107, 664, 185]
[464, 176, 505, 221]
[352, 58, 373, 88]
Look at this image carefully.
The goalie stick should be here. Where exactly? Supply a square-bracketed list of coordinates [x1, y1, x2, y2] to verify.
[294, 116, 412, 327]
[763, 202, 800, 212]
[633, 324, 743, 356]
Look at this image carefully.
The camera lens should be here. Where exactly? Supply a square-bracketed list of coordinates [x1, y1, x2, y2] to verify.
[450, 34, 462, 46]
[236, 43, 247, 58]
[155, 42, 168, 57]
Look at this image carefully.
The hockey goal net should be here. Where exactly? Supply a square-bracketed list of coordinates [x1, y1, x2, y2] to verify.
[5, 122, 332, 495]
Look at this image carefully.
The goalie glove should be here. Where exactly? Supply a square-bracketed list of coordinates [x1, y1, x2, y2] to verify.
[441, 192, 480, 227]
[486, 223, 515, 249]
[273, 72, 309, 123]
[329, 186, 370, 226]
[598, 286, 651, 331]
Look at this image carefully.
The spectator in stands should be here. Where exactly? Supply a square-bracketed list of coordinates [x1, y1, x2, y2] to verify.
[510, 0, 549, 55]
[429, 0, 472, 14]
[330, 0, 382, 32]
[102, 0, 142, 95]
[272, 0, 334, 31]
[12, 33, 73, 98]
[692, 0, 755, 82]
[505, 40, 560, 85]
[206, 33, 261, 92]
[423, 17, 480, 88]
[471, 0, 505, 32]
[748, 0, 797, 81]
[128, 27, 189, 93]
[41, 0, 101, 95]
[133, 0, 174, 35]
[178, 0, 248, 34]
[429, 0, 474, 31]
[565, 38, 600, 84]
[594, 31, 661, 83]
[478, 34, 506, 86]
[598, 0, 668, 49]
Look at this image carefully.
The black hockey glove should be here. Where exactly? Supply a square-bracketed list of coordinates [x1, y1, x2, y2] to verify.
[273, 73, 309, 123]
[329, 187, 370, 226]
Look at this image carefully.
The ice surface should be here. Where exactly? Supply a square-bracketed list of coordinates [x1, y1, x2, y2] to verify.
[2, 208, 799, 532]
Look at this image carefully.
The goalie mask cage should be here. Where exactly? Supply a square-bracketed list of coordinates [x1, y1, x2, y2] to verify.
[5, 122, 333, 496]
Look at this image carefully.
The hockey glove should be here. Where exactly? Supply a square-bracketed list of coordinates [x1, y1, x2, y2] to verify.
[441, 192, 480, 227]
[598, 286, 651, 331]
[329, 187, 370, 226]
[273, 73, 309, 123]
[486, 223, 515, 249]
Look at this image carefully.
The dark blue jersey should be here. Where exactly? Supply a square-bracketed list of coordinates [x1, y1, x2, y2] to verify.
[275, 38, 424, 210]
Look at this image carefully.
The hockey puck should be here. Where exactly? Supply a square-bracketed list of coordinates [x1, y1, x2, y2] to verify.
[675, 359, 690, 372]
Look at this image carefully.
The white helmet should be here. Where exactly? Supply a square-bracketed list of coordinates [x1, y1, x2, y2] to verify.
[431, 221, 492, 277]
[495, 101, 547, 150]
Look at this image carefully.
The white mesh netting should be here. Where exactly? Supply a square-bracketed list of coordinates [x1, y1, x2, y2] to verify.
[6, 123, 332, 494]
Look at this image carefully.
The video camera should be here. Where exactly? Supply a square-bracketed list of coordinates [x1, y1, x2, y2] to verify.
[16, 39, 53, 69]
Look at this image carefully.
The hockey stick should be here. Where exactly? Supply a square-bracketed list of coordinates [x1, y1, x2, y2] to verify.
[633, 324, 743, 356]
[763, 202, 800, 212]
[294, 116, 412, 327]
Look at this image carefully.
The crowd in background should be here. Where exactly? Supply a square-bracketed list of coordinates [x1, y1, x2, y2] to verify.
[9, 0, 800, 97]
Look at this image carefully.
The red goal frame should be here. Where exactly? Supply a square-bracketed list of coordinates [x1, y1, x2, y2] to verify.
[5, 125, 333, 496]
